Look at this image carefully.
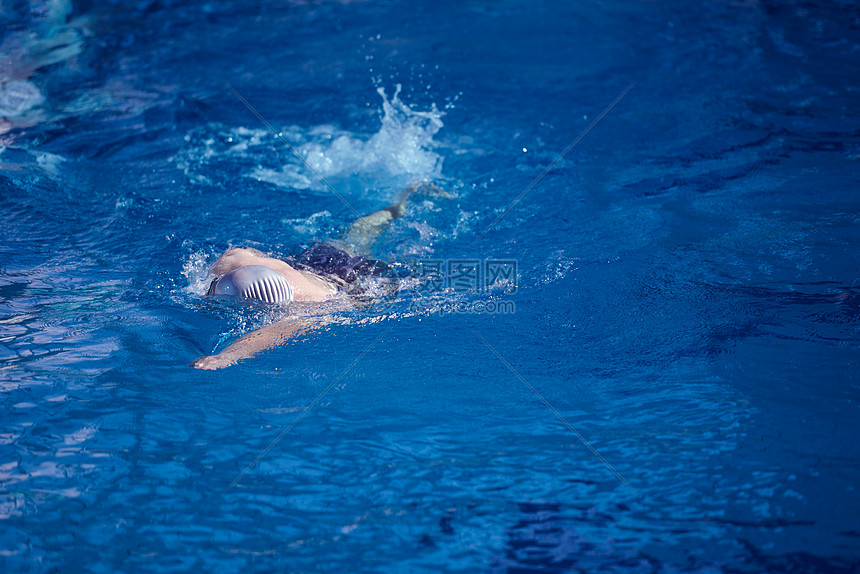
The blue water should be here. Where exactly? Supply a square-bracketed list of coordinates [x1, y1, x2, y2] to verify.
[2, 0, 860, 571]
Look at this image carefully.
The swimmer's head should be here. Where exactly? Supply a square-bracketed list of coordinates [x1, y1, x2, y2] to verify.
[207, 265, 293, 304]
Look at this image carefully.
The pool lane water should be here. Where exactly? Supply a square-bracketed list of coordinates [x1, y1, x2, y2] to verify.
[1, 0, 859, 571]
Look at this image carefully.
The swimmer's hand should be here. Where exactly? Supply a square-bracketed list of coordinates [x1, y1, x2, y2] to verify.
[191, 317, 321, 371]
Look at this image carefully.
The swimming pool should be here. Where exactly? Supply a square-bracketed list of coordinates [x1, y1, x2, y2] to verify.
[2, 0, 859, 571]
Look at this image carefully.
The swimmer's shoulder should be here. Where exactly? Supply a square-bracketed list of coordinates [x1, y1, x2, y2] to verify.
[297, 268, 343, 296]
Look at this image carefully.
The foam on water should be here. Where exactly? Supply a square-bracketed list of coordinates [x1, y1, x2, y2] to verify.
[181, 246, 217, 298]
[253, 85, 444, 191]
[174, 84, 445, 195]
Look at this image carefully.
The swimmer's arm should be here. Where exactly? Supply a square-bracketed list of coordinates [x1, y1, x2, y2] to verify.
[192, 318, 314, 370]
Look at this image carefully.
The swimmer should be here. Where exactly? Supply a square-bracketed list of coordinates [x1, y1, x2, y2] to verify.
[192, 182, 445, 370]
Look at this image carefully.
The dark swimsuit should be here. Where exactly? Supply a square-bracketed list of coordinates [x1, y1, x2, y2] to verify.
[290, 243, 399, 297]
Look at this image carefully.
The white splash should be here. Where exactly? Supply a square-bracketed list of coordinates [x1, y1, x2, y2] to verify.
[175, 84, 445, 193]
[182, 247, 216, 297]
[277, 84, 445, 184]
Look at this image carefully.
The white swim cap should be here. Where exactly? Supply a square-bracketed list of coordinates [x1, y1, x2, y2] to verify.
[207, 265, 293, 303]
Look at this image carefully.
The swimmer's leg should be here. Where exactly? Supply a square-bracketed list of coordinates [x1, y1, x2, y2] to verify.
[343, 199, 406, 253]
[343, 182, 449, 254]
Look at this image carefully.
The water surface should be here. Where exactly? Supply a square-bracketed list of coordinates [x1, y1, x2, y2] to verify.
[1, 0, 859, 571]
